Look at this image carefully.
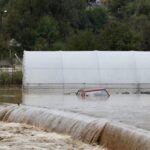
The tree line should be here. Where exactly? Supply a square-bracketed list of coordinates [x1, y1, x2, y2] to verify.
[0, 0, 149, 58]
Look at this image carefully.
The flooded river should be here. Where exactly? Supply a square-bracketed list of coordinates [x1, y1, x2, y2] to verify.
[0, 88, 150, 131]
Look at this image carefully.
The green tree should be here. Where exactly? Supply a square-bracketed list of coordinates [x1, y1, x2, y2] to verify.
[80, 8, 108, 31]
[97, 21, 141, 50]
[127, 15, 150, 50]
[108, 0, 131, 19]
[0, 39, 8, 58]
[141, 23, 150, 50]
[0, 0, 9, 9]
[52, 41, 65, 50]
[66, 30, 97, 50]
[35, 16, 59, 47]
[33, 38, 49, 50]
[125, 0, 150, 18]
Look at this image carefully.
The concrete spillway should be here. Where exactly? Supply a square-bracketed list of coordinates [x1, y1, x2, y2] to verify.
[0, 104, 150, 150]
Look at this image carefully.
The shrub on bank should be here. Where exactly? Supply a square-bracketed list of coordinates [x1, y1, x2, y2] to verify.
[12, 71, 22, 85]
[0, 71, 22, 86]
[0, 72, 11, 85]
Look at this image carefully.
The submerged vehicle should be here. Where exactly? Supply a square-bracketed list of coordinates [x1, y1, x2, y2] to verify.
[76, 87, 110, 98]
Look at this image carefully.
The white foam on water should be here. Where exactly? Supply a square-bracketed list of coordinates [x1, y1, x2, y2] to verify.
[0, 121, 106, 150]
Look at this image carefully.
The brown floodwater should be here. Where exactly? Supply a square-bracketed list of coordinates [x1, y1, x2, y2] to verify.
[0, 121, 106, 150]
[0, 88, 22, 104]
[0, 88, 150, 131]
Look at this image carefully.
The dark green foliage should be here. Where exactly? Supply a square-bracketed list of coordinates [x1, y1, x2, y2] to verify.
[0, 0, 149, 55]
[141, 23, 150, 51]
[97, 21, 141, 50]
[108, 0, 131, 19]
[0, 71, 22, 85]
[0, 72, 11, 85]
[33, 38, 49, 50]
[12, 71, 22, 85]
[0, 0, 9, 9]
[80, 8, 108, 31]
[128, 15, 150, 50]
[52, 41, 65, 50]
[66, 30, 97, 50]
[35, 16, 59, 46]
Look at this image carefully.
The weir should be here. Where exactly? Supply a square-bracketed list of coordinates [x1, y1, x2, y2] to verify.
[0, 104, 150, 150]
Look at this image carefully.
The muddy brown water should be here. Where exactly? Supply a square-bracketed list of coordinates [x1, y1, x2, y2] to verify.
[0, 88, 150, 131]
[0, 88, 22, 104]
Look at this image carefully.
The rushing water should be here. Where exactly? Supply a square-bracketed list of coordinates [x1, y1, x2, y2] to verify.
[0, 88, 150, 131]
[0, 121, 106, 150]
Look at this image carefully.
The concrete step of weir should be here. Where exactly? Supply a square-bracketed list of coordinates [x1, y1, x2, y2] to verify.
[0, 104, 150, 150]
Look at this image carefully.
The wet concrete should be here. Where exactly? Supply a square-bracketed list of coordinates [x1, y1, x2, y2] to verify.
[23, 89, 150, 131]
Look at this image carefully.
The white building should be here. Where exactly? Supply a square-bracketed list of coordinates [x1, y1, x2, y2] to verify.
[23, 51, 150, 92]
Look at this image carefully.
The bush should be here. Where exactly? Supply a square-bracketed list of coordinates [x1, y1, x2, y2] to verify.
[0, 72, 11, 85]
[66, 30, 97, 50]
[97, 21, 142, 50]
[0, 71, 22, 86]
[80, 8, 108, 31]
[12, 71, 22, 85]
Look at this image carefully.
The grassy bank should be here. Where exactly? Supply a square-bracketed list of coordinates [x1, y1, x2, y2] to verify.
[0, 71, 22, 86]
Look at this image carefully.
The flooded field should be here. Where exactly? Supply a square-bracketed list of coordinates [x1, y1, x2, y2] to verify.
[0, 88, 150, 131]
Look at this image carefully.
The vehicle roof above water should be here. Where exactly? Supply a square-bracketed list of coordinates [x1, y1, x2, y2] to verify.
[78, 87, 107, 92]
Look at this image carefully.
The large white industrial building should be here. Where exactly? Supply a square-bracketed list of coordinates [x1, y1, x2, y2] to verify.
[23, 51, 150, 92]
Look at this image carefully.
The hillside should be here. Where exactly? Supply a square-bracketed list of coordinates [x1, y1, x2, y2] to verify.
[0, 0, 149, 58]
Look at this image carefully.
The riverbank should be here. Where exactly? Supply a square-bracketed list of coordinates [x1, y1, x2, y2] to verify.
[0, 121, 106, 150]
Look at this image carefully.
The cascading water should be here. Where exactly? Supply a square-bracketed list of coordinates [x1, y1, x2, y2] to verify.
[0, 104, 150, 150]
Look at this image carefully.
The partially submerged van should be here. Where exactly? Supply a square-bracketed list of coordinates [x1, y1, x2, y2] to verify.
[76, 88, 110, 98]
